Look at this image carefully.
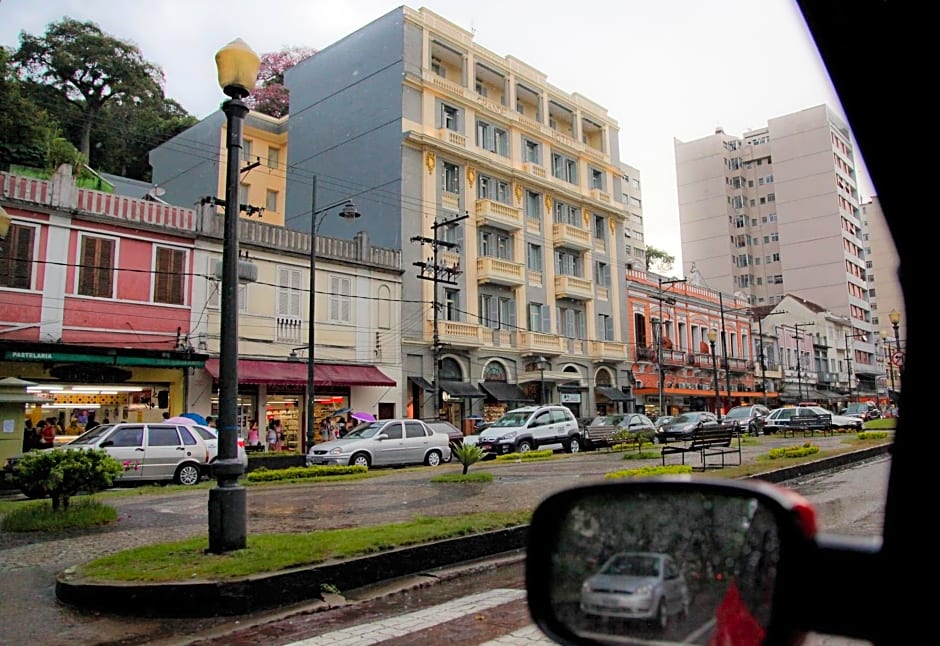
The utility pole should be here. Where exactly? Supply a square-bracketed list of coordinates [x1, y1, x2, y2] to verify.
[754, 310, 787, 406]
[779, 322, 815, 401]
[654, 276, 686, 417]
[411, 212, 467, 420]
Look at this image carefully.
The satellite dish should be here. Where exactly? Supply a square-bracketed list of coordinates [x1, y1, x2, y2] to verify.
[149, 186, 166, 197]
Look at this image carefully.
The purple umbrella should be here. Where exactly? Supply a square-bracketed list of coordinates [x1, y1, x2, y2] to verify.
[350, 411, 376, 422]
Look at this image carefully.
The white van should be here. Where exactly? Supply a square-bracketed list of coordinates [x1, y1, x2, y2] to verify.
[477, 405, 582, 456]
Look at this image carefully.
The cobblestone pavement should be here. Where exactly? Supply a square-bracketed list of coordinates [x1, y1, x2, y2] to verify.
[0, 434, 884, 645]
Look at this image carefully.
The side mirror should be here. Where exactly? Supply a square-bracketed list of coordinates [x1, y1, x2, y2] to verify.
[375, 433, 388, 441]
[526, 477, 820, 645]
[100, 440, 114, 448]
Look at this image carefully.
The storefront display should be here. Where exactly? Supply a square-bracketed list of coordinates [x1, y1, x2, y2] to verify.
[265, 396, 301, 452]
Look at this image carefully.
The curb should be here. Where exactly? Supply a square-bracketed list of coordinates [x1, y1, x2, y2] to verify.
[55, 443, 890, 617]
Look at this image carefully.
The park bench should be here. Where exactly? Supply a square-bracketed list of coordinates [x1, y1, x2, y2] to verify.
[782, 412, 832, 438]
[660, 425, 741, 470]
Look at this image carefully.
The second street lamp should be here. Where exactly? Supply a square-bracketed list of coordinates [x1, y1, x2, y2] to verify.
[209, 38, 260, 554]
[707, 328, 721, 422]
[305, 175, 361, 452]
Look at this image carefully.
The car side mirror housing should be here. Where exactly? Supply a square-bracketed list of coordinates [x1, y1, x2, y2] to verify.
[100, 440, 114, 448]
[375, 433, 388, 441]
[526, 477, 821, 645]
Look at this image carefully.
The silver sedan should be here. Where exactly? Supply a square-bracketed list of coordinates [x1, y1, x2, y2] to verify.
[306, 418, 452, 469]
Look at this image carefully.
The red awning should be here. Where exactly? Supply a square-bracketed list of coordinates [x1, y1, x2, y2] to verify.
[204, 359, 395, 387]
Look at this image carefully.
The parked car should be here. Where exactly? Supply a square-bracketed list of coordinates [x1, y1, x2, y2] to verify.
[422, 419, 463, 462]
[305, 418, 451, 469]
[187, 424, 249, 470]
[840, 402, 881, 422]
[54, 423, 210, 486]
[582, 413, 656, 450]
[806, 405, 863, 431]
[654, 411, 720, 443]
[720, 404, 771, 436]
[477, 405, 582, 456]
[764, 405, 847, 434]
[653, 415, 674, 430]
[579, 551, 691, 629]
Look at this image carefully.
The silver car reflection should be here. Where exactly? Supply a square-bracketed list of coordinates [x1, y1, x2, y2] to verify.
[580, 551, 690, 629]
[306, 418, 451, 469]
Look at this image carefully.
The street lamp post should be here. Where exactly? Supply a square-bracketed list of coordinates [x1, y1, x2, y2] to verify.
[305, 175, 361, 451]
[707, 328, 721, 422]
[889, 309, 902, 370]
[845, 333, 856, 403]
[536, 355, 548, 404]
[209, 38, 260, 554]
[881, 330, 896, 399]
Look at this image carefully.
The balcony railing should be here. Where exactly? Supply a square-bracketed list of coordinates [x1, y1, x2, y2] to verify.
[554, 274, 593, 300]
[435, 320, 486, 348]
[475, 198, 523, 230]
[523, 162, 546, 178]
[437, 128, 466, 148]
[588, 340, 628, 362]
[442, 190, 460, 211]
[725, 357, 754, 373]
[514, 330, 567, 355]
[552, 222, 592, 249]
[476, 257, 525, 286]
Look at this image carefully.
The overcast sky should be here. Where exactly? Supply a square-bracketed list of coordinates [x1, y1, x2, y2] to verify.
[1, 0, 871, 268]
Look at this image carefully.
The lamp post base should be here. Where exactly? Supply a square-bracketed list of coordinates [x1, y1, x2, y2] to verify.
[208, 482, 247, 553]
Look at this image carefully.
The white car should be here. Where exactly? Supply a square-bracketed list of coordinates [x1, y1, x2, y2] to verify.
[478, 405, 582, 455]
[804, 405, 864, 431]
[188, 424, 249, 470]
[306, 418, 451, 469]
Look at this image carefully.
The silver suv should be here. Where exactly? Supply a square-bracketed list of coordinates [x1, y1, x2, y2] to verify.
[478, 405, 582, 455]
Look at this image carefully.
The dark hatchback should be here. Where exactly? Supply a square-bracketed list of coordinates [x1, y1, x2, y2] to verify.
[654, 411, 720, 443]
[721, 404, 771, 436]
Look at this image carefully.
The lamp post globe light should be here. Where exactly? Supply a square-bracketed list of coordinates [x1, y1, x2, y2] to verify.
[209, 38, 260, 554]
[707, 328, 722, 422]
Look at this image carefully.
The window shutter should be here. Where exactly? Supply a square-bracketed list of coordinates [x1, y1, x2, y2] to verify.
[277, 267, 290, 316]
[507, 299, 516, 330]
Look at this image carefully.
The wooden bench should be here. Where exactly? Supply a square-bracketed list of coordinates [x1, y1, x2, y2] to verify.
[782, 413, 832, 438]
[661, 425, 741, 470]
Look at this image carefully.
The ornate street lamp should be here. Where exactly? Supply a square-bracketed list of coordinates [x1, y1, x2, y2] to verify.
[209, 38, 260, 554]
[536, 355, 549, 404]
[707, 328, 722, 422]
[306, 178, 361, 451]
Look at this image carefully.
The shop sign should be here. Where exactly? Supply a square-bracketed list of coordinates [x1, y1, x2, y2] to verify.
[560, 392, 581, 404]
[4, 350, 203, 368]
[49, 364, 132, 383]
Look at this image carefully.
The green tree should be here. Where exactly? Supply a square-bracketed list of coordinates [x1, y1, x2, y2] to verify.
[452, 442, 485, 475]
[0, 47, 56, 168]
[92, 95, 196, 180]
[13, 18, 164, 161]
[645, 245, 675, 273]
[13, 448, 123, 511]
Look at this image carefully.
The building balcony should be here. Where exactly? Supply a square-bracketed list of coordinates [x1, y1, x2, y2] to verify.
[688, 353, 713, 368]
[661, 349, 688, 366]
[513, 330, 567, 356]
[589, 340, 628, 362]
[475, 198, 523, 230]
[590, 188, 611, 204]
[554, 274, 593, 300]
[816, 371, 838, 384]
[442, 190, 460, 212]
[436, 128, 466, 149]
[476, 256, 525, 286]
[552, 222, 591, 250]
[427, 70, 466, 98]
[433, 320, 486, 348]
[523, 162, 546, 179]
[725, 357, 754, 373]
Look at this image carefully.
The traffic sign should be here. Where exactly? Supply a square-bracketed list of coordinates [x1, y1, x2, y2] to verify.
[892, 351, 904, 367]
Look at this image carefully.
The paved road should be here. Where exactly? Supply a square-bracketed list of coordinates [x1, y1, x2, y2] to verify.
[0, 434, 889, 645]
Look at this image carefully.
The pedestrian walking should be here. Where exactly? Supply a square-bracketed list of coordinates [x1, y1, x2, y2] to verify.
[266, 421, 278, 452]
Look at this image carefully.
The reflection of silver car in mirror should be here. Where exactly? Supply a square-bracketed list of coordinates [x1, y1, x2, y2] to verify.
[580, 551, 690, 629]
[528, 479, 791, 644]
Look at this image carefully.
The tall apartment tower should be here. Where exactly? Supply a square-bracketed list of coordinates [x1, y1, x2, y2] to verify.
[282, 6, 642, 424]
[674, 105, 871, 333]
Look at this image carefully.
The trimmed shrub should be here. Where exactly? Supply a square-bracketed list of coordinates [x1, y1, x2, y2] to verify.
[13, 449, 122, 511]
[245, 464, 366, 482]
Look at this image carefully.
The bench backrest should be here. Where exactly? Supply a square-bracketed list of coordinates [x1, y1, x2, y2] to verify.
[688, 425, 734, 447]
